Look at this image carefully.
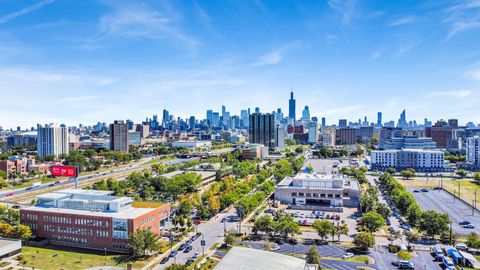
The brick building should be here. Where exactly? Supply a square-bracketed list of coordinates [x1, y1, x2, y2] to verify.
[21, 189, 170, 253]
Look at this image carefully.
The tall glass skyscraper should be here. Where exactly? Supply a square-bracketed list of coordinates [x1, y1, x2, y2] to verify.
[288, 91, 296, 121]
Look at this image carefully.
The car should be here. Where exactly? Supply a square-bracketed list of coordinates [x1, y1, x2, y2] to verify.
[459, 221, 471, 226]
[55, 180, 61, 184]
[184, 245, 193, 253]
[413, 190, 420, 193]
[264, 208, 275, 214]
[186, 239, 193, 245]
[196, 232, 202, 237]
[304, 239, 315, 245]
[160, 257, 169, 264]
[275, 238, 285, 245]
[179, 243, 188, 251]
[432, 246, 443, 257]
[270, 245, 280, 251]
[342, 252, 354, 259]
[442, 257, 455, 269]
[49, 183, 55, 187]
[420, 188, 429, 192]
[221, 217, 227, 223]
[434, 255, 445, 262]
[25, 187, 32, 191]
[463, 224, 475, 229]
[434, 186, 442, 190]
[386, 219, 391, 226]
[398, 261, 415, 270]
[6, 193, 14, 197]
[11, 205, 20, 209]
[456, 243, 468, 251]
[193, 252, 200, 259]
[185, 258, 195, 266]
[169, 250, 178, 257]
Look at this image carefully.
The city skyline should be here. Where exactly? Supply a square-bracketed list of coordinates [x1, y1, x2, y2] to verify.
[1, 1, 480, 128]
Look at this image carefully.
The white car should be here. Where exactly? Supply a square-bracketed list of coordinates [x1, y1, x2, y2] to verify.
[342, 252, 354, 259]
[270, 245, 281, 251]
[193, 252, 200, 259]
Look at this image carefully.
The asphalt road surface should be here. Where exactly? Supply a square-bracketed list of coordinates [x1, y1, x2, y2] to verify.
[0, 157, 200, 199]
[409, 188, 480, 236]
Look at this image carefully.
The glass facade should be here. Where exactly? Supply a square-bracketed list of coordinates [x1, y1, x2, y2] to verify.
[112, 219, 128, 239]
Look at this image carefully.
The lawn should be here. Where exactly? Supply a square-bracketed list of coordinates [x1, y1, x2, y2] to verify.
[199, 257, 219, 270]
[20, 245, 150, 270]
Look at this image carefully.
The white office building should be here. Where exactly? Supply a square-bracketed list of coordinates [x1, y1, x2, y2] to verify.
[37, 123, 69, 158]
[466, 136, 480, 167]
[321, 132, 335, 147]
[371, 149, 445, 172]
[307, 122, 318, 144]
[171, 140, 212, 149]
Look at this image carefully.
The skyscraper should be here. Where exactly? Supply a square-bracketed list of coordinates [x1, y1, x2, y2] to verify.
[249, 113, 284, 150]
[37, 123, 69, 158]
[321, 117, 326, 128]
[338, 119, 347, 128]
[162, 109, 169, 127]
[110, 120, 129, 153]
[206, 110, 213, 127]
[301, 105, 310, 121]
[189, 116, 196, 130]
[397, 110, 407, 128]
[288, 91, 296, 121]
[377, 112, 382, 126]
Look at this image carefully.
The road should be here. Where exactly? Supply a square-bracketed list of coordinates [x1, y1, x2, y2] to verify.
[0, 157, 200, 199]
[409, 188, 480, 236]
[154, 209, 240, 269]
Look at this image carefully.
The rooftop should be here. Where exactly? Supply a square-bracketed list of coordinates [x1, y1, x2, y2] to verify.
[214, 247, 306, 270]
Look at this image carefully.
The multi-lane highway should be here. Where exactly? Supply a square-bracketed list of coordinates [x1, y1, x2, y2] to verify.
[0, 157, 200, 200]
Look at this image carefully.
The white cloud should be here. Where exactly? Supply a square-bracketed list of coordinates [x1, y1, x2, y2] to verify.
[429, 90, 472, 98]
[328, 0, 358, 25]
[0, 0, 54, 24]
[371, 49, 382, 60]
[444, 1, 480, 40]
[252, 41, 304, 67]
[389, 16, 417, 26]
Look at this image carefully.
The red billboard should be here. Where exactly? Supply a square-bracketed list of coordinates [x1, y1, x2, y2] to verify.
[51, 165, 78, 177]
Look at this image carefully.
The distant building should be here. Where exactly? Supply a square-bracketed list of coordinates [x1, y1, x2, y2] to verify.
[0, 159, 26, 177]
[7, 132, 37, 147]
[356, 127, 373, 144]
[249, 113, 284, 150]
[307, 122, 318, 144]
[371, 149, 445, 172]
[37, 124, 69, 158]
[336, 128, 356, 145]
[425, 120, 452, 149]
[110, 120, 129, 153]
[171, 141, 212, 148]
[242, 144, 269, 160]
[274, 173, 361, 209]
[301, 106, 310, 122]
[127, 131, 141, 146]
[135, 124, 150, 139]
[321, 131, 335, 147]
[338, 119, 347, 128]
[20, 189, 170, 253]
[288, 91, 296, 121]
[466, 136, 480, 167]
[379, 135, 437, 150]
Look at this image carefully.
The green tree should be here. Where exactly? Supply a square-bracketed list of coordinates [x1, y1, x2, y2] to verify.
[397, 250, 411, 260]
[128, 229, 160, 258]
[306, 245, 321, 265]
[386, 168, 396, 175]
[225, 230, 238, 246]
[0, 171, 8, 179]
[273, 213, 300, 238]
[466, 232, 480, 249]
[313, 219, 334, 241]
[400, 169, 416, 179]
[334, 220, 349, 242]
[474, 172, 480, 183]
[419, 210, 450, 239]
[405, 204, 422, 226]
[376, 203, 391, 220]
[253, 215, 275, 235]
[353, 232, 375, 251]
[455, 169, 468, 179]
[361, 211, 386, 233]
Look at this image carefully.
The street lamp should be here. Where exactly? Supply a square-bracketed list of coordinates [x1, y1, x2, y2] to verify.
[104, 248, 107, 265]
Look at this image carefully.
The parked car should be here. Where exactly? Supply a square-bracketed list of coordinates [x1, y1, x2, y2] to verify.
[464, 224, 475, 229]
[304, 239, 315, 245]
[442, 257, 455, 269]
[169, 250, 178, 257]
[413, 190, 420, 193]
[179, 243, 188, 251]
[184, 245, 193, 253]
[160, 257, 169, 264]
[264, 208, 275, 214]
[434, 255, 445, 262]
[456, 243, 468, 251]
[193, 252, 200, 259]
[270, 245, 280, 251]
[432, 246, 443, 257]
[459, 220, 471, 226]
[420, 188, 429, 192]
[398, 261, 415, 270]
[11, 205, 20, 209]
[342, 252, 354, 259]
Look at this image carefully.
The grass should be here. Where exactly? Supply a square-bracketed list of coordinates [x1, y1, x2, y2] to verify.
[199, 257, 219, 270]
[20, 245, 150, 270]
[209, 242, 220, 250]
[0, 261, 10, 267]
[322, 255, 372, 265]
[397, 177, 480, 208]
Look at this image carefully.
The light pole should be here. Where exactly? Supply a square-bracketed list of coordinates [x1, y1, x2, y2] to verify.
[104, 248, 107, 266]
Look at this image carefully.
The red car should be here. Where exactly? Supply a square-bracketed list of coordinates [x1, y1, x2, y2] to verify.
[6, 193, 14, 197]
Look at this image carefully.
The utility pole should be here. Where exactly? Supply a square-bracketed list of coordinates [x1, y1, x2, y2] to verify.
[458, 182, 461, 200]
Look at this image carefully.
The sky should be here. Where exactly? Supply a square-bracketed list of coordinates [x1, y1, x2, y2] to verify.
[1, 0, 480, 129]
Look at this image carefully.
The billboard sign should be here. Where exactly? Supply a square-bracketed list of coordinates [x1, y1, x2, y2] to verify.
[51, 165, 78, 177]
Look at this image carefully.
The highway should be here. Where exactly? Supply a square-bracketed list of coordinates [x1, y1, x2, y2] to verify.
[0, 157, 200, 199]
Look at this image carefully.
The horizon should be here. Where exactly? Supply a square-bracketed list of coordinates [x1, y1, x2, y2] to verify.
[1, 0, 480, 128]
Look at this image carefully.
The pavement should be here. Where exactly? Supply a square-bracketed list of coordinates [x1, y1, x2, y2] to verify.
[370, 246, 442, 270]
[0, 157, 200, 199]
[409, 188, 480, 236]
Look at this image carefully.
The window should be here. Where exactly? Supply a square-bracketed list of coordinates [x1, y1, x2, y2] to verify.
[113, 219, 128, 239]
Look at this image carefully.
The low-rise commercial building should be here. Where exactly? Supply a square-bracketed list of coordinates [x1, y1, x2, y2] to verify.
[20, 189, 170, 253]
[0, 238, 22, 258]
[371, 149, 445, 172]
[274, 173, 360, 209]
[379, 135, 437, 150]
[242, 144, 268, 160]
[171, 140, 212, 149]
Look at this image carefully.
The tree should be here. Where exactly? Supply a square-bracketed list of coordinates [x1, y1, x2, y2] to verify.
[253, 215, 275, 235]
[306, 245, 321, 265]
[12, 225, 32, 241]
[400, 169, 416, 179]
[467, 232, 480, 249]
[404, 230, 420, 245]
[474, 172, 480, 183]
[353, 232, 375, 251]
[178, 200, 193, 217]
[375, 203, 391, 220]
[0, 171, 7, 179]
[334, 220, 349, 242]
[273, 213, 300, 238]
[418, 210, 450, 239]
[165, 265, 188, 270]
[397, 250, 411, 260]
[313, 220, 334, 241]
[361, 211, 386, 233]
[128, 229, 160, 258]
[455, 169, 468, 179]
[225, 230, 238, 246]
[386, 168, 396, 175]
[405, 204, 422, 226]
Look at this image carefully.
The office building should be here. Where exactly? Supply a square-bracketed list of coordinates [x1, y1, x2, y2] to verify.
[0, 159, 27, 177]
[135, 125, 150, 139]
[448, 119, 459, 128]
[288, 91, 296, 121]
[249, 113, 284, 150]
[171, 141, 212, 148]
[206, 110, 213, 127]
[7, 132, 37, 147]
[338, 119, 347, 128]
[425, 120, 452, 149]
[397, 110, 407, 128]
[307, 121, 318, 144]
[336, 128, 356, 145]
[377, 112, 382, 126]
[321, 130, 335, 147]
[301, 106, 310, 122]
[127, 131, 141, 146]
[242, 144, 269, 160]
[20, 189, 170, 252]
[379, 135, 437, 150]
[466, 136, 480, 167]
[37, 124, 69, 158]
[371, 149, 445, 172]
[274, 173, 361, 209]
[321, 117, 326, 129]
[110, 120, 128, 153]
[356, 127, 374, 143]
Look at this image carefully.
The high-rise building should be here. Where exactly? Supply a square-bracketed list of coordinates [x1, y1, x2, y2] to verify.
[377, 112, 382, 126]
[336, 128, 356, 145]
[255, 107, 260, 113]
[288, 91, 296, 121]
[37, 123, 69, 158]
[189, 116, 196, 130]
[338, 119, 347, 128]
[425, 120, 452, 149]
[397, 110, 407, 128]
[321, 117, 326, 129]
[466, 136, 480, 167]
[162, 109, 170, 127]
[110, 120, 129, 153]
[249, 113, 284, 150]
[240, 110, 249, 128]
[135, 124, 150, 139]
[307, 121, 318, 144]
[448, 119, 458, 128]
[212, 112, 220, 127]
[206, 110, 213, 127]
[301, 106, 310, 121]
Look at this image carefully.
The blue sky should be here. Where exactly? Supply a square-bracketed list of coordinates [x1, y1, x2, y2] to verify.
[1, 0, 480, 129]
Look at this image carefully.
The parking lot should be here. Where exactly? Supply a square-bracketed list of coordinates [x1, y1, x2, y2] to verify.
[371, 246, 442, 270]
[409, 188, 480, 235]
[305, 158, 349, 173]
